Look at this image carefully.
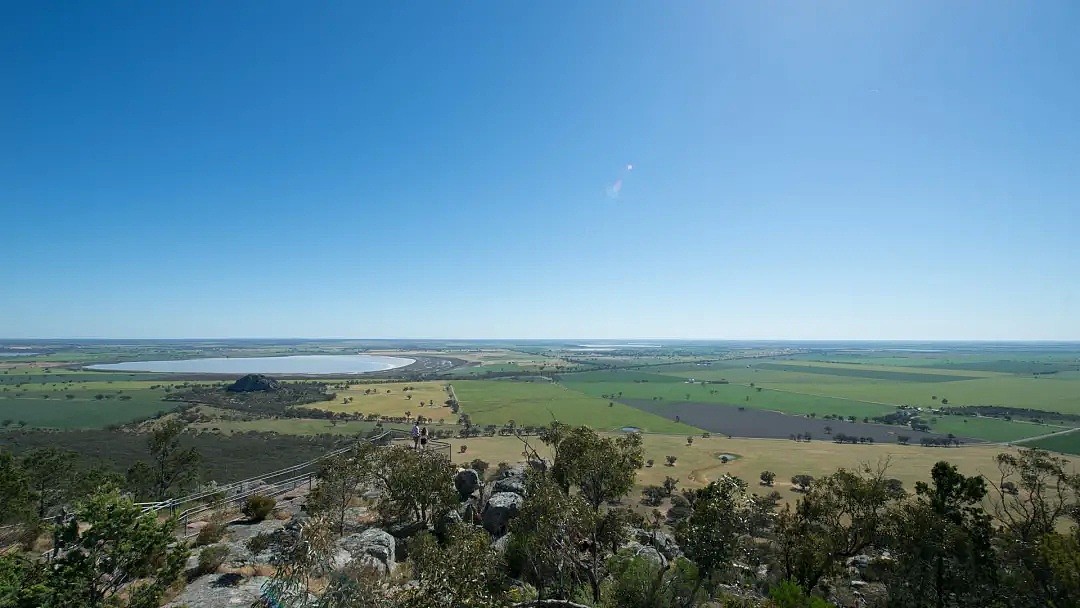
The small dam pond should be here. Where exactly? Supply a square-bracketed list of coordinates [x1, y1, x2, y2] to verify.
[85, 354, 415, 375]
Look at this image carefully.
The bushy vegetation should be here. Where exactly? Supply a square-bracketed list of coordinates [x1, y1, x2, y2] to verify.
[166, 380, 336, 417]
[194, 516, 227, 546]
[0, 489, 188, 607]
[197, 544, 229, 575]
[271, 422, 1080, 608]
[0, 427, 356, 486]
[242, 494, 277, 521]
[2, 399, 1078, 608]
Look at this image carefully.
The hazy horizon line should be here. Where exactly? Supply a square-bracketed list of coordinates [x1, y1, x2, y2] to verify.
[4, 337, 1080, 343]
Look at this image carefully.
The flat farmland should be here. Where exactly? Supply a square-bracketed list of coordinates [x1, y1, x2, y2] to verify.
[1019, 428, 1080, 456]
[450, 434, 1077, 511]
[0, 390, 174, 429]
[663, 361, 1080, 414]
[452, 379, 696, 433]
[561, 371, 896, 419]
[311, 381, 453, 418]
[928, 415, 1067, 443]
[756, 362, 986, 383]
[620, 400, 968, 444]
[759, 375, 1080, 413]
[563, 363, 1080, 443]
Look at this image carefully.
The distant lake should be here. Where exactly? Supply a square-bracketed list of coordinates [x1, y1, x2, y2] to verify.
[85, 354, 415, 375]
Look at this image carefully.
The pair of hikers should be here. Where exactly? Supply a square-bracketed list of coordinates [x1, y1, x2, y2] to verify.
[411, 422, 428, 450]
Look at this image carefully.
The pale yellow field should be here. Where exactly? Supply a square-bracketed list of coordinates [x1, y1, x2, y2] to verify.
[310, 381, 454, 418]
[449, 433, 1080, 510]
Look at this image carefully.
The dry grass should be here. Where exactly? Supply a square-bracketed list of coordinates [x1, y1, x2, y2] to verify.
[311, 381, 453, 418]
[449, 433, 1080, 510]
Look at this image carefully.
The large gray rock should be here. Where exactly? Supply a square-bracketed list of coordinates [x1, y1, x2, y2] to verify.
[336, 528, 396, 574]
[492, 462, 529, 496]
[482, 492, 523, 536]
[454, 469, 481, 499]
[498, 463, 529, 480]
[632, 528, 683, 561]
[493, 476, 526, 496]
[164, 574, 271, 608]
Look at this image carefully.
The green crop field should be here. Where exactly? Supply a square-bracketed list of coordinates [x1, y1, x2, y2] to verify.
[1018, 429, 1080, 456]
[558, 358, 1080, 444]
[0, 391, 177, 429]
[452, 379, 696, 433]
[756, 362, 985, 383]
[659, 362, 1080, 414]
[927, 416, 1065, 443]
[560, 371, 896, 418]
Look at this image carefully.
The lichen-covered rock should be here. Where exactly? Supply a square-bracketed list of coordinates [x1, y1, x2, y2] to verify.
[482, 492, 523, 536]
[493, 476, 526, 496]
[336, 528, 396, 574]
[454, 468, 481, 499]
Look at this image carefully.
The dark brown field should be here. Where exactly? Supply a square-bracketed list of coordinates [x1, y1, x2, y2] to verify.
[621, 399, 979, 444]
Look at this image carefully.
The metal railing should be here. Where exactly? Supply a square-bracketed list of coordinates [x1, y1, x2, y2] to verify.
[136, 428, 450, 536]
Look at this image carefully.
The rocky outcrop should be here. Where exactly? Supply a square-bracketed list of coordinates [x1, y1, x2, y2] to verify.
[492, 463, 528, 497]
[454, 469, 481, 499]
[336, 528, 396, 574]
[482, 492, 523, 536]
[632, 528, 683, 561]
[493, 476, 526, 496]
[164, 575, 270, 608]
[621, 541, 667, 567]
[227, 374, 282, 392]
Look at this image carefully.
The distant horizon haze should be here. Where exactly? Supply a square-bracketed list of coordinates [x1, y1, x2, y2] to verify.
[3, 337, 1079, 344]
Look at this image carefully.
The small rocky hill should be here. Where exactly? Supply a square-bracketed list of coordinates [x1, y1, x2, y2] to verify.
[227, 374, 283, 393]
[168, 375, 335, 417]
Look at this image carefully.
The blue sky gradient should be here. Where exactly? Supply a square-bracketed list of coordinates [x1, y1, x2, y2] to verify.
[3, 2, 1078, 339]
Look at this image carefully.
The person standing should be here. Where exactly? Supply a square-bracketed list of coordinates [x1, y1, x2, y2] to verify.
[420, 426, 429, 450]
[411, 422, 421, 449]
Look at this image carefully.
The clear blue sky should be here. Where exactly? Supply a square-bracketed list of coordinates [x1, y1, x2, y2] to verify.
[3, 2, 1078, 340]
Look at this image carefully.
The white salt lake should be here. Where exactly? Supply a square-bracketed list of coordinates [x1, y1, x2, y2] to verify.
[85, 354, 415, 375]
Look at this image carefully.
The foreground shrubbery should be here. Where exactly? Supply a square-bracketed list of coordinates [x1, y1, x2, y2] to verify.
[0, 490, 188, 608]
[1, 421, 1077, 608]
[269, 423, 1080, 608]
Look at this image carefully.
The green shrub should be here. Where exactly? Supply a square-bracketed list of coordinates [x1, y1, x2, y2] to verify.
[242, 494, 276, 522]
[246, 531, 271, 554]
[197, 544, 229, 575]
[468, 458, 490, 475]
[195, 520, 226, 546]
[768, 579, 835, 608]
